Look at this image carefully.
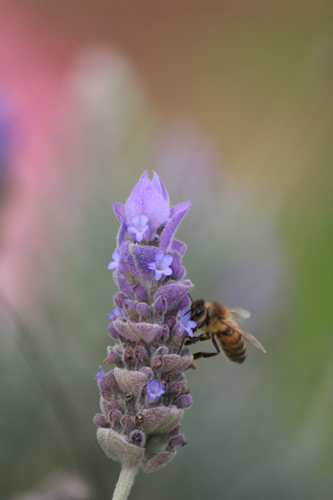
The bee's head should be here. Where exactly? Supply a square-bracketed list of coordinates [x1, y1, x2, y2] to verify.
[191, 299, 207, 322]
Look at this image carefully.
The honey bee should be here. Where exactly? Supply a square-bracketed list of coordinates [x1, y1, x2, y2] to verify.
[187, 299, 266, 364]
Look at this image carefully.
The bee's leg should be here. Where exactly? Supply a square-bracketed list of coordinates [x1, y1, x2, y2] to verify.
[196, 333, 212, 341]
[186, 332, 212, 347]
[185, 335, 200, 346]
[193, 320, 206, 332]
[193, 334, 220, 360]
[185, 332, 210, 346]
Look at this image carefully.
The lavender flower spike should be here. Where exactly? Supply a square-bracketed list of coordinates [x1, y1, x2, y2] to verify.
[94, 172, 194, 500]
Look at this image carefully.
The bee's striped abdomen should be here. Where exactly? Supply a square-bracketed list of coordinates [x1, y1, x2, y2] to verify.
[217, 331, 247, 364]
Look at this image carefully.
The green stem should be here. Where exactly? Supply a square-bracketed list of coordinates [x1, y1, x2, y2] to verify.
[112, 465, 139, 500]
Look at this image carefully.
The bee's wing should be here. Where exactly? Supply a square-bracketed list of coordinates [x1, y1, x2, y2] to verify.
[220, 319, 266, 353]
[228, 307, 251, 324]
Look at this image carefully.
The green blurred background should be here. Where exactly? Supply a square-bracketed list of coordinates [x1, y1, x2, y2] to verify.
[0, 1, 333, 499]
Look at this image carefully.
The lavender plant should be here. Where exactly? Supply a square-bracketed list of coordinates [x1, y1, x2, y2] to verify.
[94, 171, 196, 500]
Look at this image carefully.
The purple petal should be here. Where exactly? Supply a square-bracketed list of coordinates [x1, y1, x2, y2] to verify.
[154, 270, 163, 281]
[94, 366, 105, 386]
[185, 327, 194, 337]
[146, 380, 165, 400]
[127, 215, 149, 243]
[155, 251, 164, 267]
[152, 170, 169, 204]
[160, 201, 192, 250]
[112, 201, 127, 223]
[126, 174, 169, 234]
[108, 248, 121, 272]
[108, 307, 125, 320]
[163, 254, 173, 267]
[162, 267, 173, 276]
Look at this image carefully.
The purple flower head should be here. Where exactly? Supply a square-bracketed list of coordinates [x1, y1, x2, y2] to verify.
[108, 247, 121, 273]
[146, 380, 165, 400]
[179, 307, 197, 338]
[127, 215, 149, 243]
[112, 171, 192, 248]
[147, 251, 173, 281]
[107, 307, 126, 321]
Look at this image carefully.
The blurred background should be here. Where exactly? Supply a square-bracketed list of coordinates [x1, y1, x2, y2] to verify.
[0, 1, 333, 499]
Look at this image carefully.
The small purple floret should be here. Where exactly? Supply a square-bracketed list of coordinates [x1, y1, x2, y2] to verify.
[127, 215, 149, 243]
[147, 251, 173, 281]
[94, 366, 105, 385]
[108, 307, 125, 320]
[179, 307, 197, 338]
[146, 380, 165, 400]
[108, 247, 121, 273]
